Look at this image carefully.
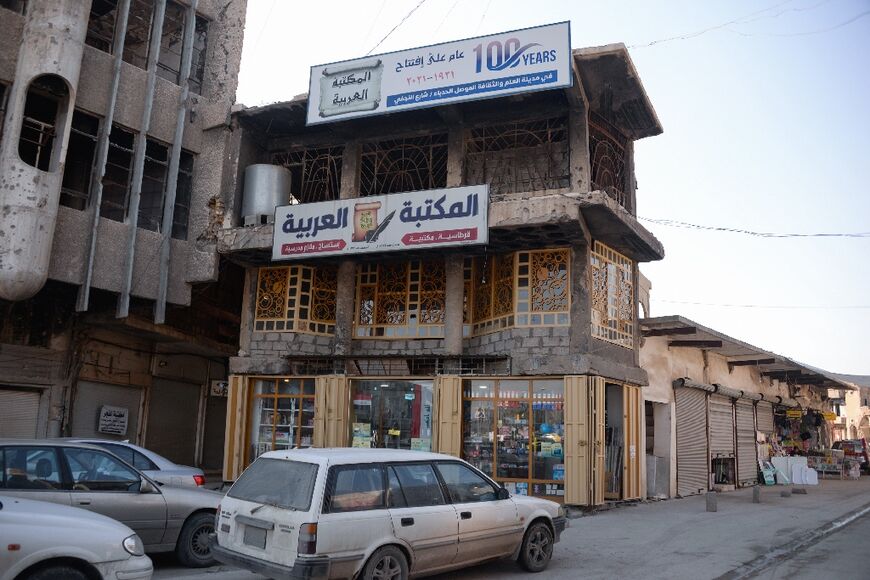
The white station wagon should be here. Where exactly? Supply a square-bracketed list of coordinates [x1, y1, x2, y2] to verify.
[212, 449, 567, 580]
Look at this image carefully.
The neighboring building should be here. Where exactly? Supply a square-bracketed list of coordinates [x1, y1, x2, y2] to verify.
[217, 39, 665, 506]
[0, 0, 246, 473]
[835, 374, 870, 440]
[641, 316, 854, 499]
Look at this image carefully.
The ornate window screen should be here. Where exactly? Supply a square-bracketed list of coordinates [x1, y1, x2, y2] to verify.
[465, 117, 570, 196]
[272, 146, 343, 204]
[589, 112, 629, 209]
[359, 134, 448, 196]
[355, 259, 446, 338]
[590, 241, 634, 348]
[465, 248, 570, 337]
[254, 265, 337, 334]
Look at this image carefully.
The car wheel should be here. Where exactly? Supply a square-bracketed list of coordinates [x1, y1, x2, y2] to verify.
[518, 521, 554, 573]
[360, 545, 408, 580]
[25, 565, 89, 580]
[176, 511, 216, 567]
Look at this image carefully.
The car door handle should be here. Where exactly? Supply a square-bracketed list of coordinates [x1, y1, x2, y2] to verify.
[400, 517, 414, 527]
[76, 499, 91, 506]
[460, 511, 472, 520]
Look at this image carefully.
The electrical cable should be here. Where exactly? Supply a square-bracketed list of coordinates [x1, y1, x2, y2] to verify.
[727, 8, 870, 37]
[638, 217, 870, 238]
[652, 299, 870, 310]
[367, 0, 429, 56]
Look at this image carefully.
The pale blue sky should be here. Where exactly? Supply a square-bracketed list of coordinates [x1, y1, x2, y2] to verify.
[236, 0, 870, 374]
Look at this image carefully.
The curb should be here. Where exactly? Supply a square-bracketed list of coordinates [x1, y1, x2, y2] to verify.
[714, 499, 870, 579]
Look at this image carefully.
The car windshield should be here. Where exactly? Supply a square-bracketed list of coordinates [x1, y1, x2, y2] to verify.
[228, 458, 318, 511]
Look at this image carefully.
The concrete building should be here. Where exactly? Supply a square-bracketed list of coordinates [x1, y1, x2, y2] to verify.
[835, 374, 870, 440]
[0, 0, 246, 473]
[640, 316, 855, 499]
[217, 38, 666, 506]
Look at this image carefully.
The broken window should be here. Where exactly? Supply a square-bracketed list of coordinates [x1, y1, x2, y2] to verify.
[360, 134, 447, 196]
[138, 138, 169, 232]
[171, 150, 194, 240]
[18, 75, 70, 172]
[0, 0, 27, 15]
[465, 117, 570, 196]
[589, 112, 629, 209]
[156, 0, 185, 84]
[272, 146, 343, 204]
[188, 15, 208, 94]
[60, 111, 100, 210]
[123, 0, 154, 70]
[100, 124, 135, 222]
[86, 0, 119, 53]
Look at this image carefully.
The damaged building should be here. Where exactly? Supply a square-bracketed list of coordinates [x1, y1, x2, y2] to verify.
[217, 29, 666, 506]
[0, 0, 247, 473]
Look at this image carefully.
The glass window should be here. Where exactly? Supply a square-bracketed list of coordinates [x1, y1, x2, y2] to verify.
[1, 447, 62, 490]
[100, 124, 135, 222]
[391, 464, 445, 507]
[247, 378, 315, 464]
[171, 150, 194, 240]
[327, 466, 385, 512]
[386, 466, 407, 508]
[133, 451, 158, 471]
[61, 110, 100, 210]
[532, 380, 565, 486]
[156, 1, 185, 84]
[62, 448, 140, 492]
[229, 458, 318, 510]
[138, 139, 169, 232]
[94, 442, 134, 465]
[188, 15, 209, 94]
[350, 381, 434, 451]
[436, 462, 498, 503]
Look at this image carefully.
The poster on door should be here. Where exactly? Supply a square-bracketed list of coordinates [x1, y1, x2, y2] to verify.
[98, 405, 129, 436]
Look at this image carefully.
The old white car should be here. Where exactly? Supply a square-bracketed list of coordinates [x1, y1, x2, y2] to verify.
[213, 449, 566, 580]
[0, 495, 153, 580]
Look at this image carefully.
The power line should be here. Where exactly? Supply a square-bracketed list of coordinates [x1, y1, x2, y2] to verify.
[727, 8, 870, 37]
[433, 0, 461, 37]
[475, 0, 494, 35]
[638, 217, 870, 238]
[653, 298, 870, 310]
[367, 0, 429, 56]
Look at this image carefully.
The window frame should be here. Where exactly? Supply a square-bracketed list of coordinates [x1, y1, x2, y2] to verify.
[434, 460, 500, 504]
[387, 461, 449, 508]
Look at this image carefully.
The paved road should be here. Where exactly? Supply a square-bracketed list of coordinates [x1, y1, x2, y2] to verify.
[751, 510, 870, 580]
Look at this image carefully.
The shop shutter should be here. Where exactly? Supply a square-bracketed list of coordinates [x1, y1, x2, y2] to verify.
[623, 385, 644, 500]
[434, 375, 461, 457]
[564, 376, 591, 506]
[675, 387, 708, 496]
[756, 401, 774, 434]
[145, 379, 202, 466]
[313, 375, 349, 448]
[735, 399, 757, 486]
[71, 381, 142, 440]
[0, 388, 41, 438]
[709, 394, 735, 458]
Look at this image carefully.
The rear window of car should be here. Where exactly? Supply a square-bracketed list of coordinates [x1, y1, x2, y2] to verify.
[228, 458, 318, 511]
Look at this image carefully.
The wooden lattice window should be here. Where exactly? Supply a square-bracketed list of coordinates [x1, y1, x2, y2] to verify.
[465, 117, 570, 196]
[254, 265, 337, 335]
[465, 248, 570, 337]
[272, 146, 343, 203]
[360, 134, 447, 196]
[590, 241, 634, 349]
[589, 112, 629, 209]
[355, 259, 446, 338]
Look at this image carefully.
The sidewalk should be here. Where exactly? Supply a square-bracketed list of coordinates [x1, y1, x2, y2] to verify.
[447, 478, 870, 580]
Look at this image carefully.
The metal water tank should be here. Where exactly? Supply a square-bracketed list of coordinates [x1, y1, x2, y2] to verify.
[241, 164, 291, 226]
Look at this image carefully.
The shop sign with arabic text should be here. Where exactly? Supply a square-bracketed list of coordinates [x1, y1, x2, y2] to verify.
[306, 22, 571, 125]
[272, 185, 488, 260]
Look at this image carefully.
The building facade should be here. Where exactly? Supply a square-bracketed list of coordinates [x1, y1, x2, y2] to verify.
[0, 0, 246, 472]
[218, 43, 665, 506]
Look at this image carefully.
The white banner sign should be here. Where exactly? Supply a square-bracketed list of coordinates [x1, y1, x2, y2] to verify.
[272, 185, 488, 260]
[98, 405, 129, 436]
[307, 22, 571, 125]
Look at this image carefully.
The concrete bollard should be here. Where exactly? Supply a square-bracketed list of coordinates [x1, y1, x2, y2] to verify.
[706, 491, 717, 512]
[753, 486, 761, 503]
[792, 487, 808, 495]
[780, 488, 791, 498]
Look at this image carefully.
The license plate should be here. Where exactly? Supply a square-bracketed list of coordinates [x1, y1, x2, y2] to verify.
[243, 525, 267, 549]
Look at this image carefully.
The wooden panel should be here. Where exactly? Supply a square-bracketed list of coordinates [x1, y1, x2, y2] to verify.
[675, 387, 708, 496]
[709, 394, 735, 457]
[314, 375, 350, 448]
[564, 376, 590, 506]
[434, 375, 462, 457]
[735, 399, 757, 486]
[590, 376, 606, 505]
[222, 375, 245, 482]
[756, 401, 774, 433]
[623, 385, 643, 500]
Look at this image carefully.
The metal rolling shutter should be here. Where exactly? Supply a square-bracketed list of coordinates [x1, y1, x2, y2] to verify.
[72, 381, 142, 440]
[756, 401, 774, 433]
[709, 395, 735, 458]
[0, 388, 41, 438]
[735, 399, 757, 485]
[675, 387, 708, 496]
[145, 379, 201, 466]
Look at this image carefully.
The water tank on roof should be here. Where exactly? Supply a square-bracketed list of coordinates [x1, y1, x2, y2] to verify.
[241, 164, 291, 226]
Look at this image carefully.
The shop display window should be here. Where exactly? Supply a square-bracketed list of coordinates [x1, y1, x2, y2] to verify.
[247, 378, 315, 463]
[462, 378, 565, 500]
[350, 380, 434, 451]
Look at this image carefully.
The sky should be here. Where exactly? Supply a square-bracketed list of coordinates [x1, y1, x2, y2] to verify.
[235, 0, 870, 374]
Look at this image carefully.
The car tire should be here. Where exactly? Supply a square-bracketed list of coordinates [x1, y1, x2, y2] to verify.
[25, 565, 89, 580]
[176, 511, 216, 568]
[360, 545, 409, 580]
[518, 520, 554, 573]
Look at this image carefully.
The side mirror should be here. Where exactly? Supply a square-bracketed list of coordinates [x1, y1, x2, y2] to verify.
[140, 479, 157, 494]
[497, 487, 510, 500]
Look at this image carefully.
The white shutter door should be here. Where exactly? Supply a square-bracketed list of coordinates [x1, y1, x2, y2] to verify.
[709, 395, 735, 458]
[756, 401, 774, 433]
[735, 399, 757, 485]
[675, 387, 708, 496]
[0, 388, 40, 438]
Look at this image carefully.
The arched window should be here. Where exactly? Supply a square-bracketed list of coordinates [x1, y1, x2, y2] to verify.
[18, 74, 70, 172]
